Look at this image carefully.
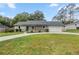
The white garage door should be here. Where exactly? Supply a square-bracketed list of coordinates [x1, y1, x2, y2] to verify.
[48, 26, 63, 32]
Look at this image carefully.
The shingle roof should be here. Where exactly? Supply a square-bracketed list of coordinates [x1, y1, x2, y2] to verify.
[15, 21, 47, 26]
[47, 21, 64, 26]
[15, 20, 64, 26]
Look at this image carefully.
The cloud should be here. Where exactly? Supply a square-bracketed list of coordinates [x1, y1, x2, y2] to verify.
[76, 4, 79, 7]
[7, 16, 14, 19]
[7, 3, 16, 8]
[0, 3, 16, 9]
[57, 5, 66, 12]
[0, 12, 5, 15]
[49, 3, 59, 7]
[57, 7, 62, 11]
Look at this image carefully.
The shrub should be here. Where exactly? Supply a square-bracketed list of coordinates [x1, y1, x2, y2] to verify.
[5, 28, 14, 32]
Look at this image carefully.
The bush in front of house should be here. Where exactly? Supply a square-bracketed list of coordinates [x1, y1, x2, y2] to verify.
[5, 28, 14, 32]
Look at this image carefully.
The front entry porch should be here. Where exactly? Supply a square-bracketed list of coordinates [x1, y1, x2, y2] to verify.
[26, 25, 49, 33]
[15, 25, 49, 33]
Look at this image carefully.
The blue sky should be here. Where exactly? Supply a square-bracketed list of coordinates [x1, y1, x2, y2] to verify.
[0, 3, 78, 21]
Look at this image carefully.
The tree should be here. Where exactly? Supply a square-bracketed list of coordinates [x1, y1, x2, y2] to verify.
[13, 12, 30, 24]
[52, 3, 79, 24]
[52, 7, 67, 22]
[0, 15, 13, 27]
[0, 10, 45, 27]
[66, 4, 76, 22]
[12, 10, 45, 24]
[31, 10, 45, 20]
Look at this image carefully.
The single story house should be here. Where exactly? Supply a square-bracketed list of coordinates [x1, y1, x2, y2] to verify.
[14, 20, 65, 32]
[64, 21, 79, 30]
[64, 23, 76, 30]
[0, 23, 9, 32]
[75, 21, 79, 29]
[14, 20, 79, 33]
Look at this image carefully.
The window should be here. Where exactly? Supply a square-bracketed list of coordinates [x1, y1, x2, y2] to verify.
[43, 26, 45, 28]
[26, 26, 29, 31]
[32, 26, 34, 29]
[16, 29, 19, 32]
[18, 26, 21, 32]
[19, 26, 20, 29]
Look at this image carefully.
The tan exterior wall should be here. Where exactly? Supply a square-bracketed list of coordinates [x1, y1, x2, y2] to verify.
[20, 26, 26, 31]
[65, 24, 76, 30]
[14, 25, 48, 32]
[14, 26, 19, 29]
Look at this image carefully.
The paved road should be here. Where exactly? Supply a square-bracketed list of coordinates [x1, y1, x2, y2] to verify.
[0, 32, 79, 42]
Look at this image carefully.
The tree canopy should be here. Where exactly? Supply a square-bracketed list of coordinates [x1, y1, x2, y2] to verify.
[31, 10, 44, 20]
[12, 12, 30, 24]
[0, 10, 45, 27]
[0, 15, 12, 27]
[13, 10, 45, 24]
[52, 4, 79, 24]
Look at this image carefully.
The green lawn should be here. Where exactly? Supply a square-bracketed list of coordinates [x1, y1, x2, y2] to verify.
[0, 34, 79, 55]
[65, 29, 79, 33]
[0, 32, 22, 37]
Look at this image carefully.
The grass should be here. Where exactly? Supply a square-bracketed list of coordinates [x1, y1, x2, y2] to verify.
[0, 34, 79, 55]
[0, 32, 22, 37]
[65, 29, 79, 33]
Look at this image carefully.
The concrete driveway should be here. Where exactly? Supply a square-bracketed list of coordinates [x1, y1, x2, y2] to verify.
[0, 33, 40, 41]
[0, 32, 79, 42]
